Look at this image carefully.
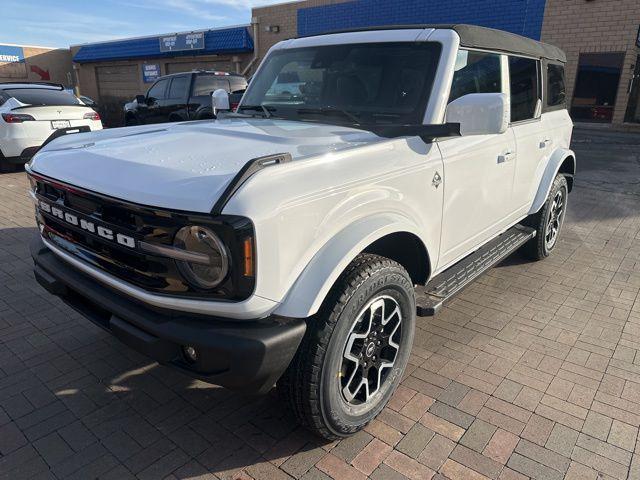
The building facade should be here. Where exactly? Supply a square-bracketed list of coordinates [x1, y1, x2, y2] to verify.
[252, 0, 640, 128]
[0, 44, 72, 86]
[72, 26, 254, 126]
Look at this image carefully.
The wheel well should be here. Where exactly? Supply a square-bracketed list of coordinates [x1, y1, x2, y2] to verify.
[559, 155, 575, 192]
[362, 232, 430, 285]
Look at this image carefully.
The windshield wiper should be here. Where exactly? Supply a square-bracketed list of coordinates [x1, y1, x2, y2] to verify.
[237, 104, 274, 118]
[296, 106, 362, 124]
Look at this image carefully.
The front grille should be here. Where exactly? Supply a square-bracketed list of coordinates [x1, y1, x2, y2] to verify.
[30, 172, 255, 300]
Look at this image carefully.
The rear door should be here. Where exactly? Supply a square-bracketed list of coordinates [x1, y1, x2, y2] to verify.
[164, 74, 191, 121]
[437, 50, 517, 269]
[508, 56, 547, 215]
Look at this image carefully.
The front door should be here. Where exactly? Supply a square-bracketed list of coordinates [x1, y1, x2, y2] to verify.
[436, 50, 516, 269]
[140, 78, 169, 124]
[624, 56, 640, 123]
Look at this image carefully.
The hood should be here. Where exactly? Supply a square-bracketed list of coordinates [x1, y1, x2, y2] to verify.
[29, 118, 383, 213]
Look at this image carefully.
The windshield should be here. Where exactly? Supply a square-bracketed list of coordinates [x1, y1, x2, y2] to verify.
[6, 88, 81, 106]
[241, 42, 441, 125]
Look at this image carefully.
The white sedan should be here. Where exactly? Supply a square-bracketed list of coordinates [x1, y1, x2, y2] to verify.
[0, 82, 103, 172]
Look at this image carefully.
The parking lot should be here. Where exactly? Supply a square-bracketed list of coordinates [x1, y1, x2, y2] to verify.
[0, 127, 639, 480]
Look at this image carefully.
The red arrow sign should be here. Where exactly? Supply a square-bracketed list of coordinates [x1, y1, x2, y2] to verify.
[30, 65, 50, 81]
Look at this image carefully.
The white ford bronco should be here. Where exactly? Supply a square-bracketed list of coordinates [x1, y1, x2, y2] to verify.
[28, 24, 574, 439]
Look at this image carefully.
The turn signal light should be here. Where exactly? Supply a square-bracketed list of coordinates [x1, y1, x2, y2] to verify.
[83, 111, 101, 121]
[2, 113, 35, 123]
[243, 237, 254, 277]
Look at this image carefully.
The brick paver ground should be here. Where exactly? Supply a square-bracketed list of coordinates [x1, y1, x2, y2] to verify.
[1, 127, 640, 479]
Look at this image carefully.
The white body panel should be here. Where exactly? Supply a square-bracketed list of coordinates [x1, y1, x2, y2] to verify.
[28, 27, 575, 320]
[0, 99, 102, 157]
[29, 119, 384, 212]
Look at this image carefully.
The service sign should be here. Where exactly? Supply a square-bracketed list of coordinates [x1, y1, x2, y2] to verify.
[0, 44, 27, 79]
[142, 64, 161, 83]
[159, 32, 205, 52]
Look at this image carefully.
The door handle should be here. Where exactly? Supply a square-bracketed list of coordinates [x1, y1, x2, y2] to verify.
[498, 151, 514, 163]
[539, 138, 552, 148]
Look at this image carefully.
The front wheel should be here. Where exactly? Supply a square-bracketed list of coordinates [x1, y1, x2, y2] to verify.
[278, 254, 416, 440]
[522, 174, 568, 260]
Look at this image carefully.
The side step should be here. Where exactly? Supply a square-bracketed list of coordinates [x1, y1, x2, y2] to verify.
[415, 225, 536, 316]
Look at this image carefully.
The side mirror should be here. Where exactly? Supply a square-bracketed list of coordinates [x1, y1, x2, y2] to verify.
[135, 94, 146, 105]
[445, 93, 509, 136]
[211, 89, 230, 115]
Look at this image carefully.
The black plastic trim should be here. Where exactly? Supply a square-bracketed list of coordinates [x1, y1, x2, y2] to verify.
[40, 126, 91, 149]
[211, 152, 292, 215]
[31, 235, 306, 394]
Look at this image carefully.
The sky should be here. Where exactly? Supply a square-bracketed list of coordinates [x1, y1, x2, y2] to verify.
[1, 0, 285, 48]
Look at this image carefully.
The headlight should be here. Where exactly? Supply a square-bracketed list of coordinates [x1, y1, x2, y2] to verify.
[173, 226, 229, 289]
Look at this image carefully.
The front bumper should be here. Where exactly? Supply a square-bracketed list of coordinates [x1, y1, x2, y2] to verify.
[31, 236, 306, 394]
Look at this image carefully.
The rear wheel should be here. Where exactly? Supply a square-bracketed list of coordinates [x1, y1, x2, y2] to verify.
[278, 254, 416, 440]
[0, 152, 16, 173]
[522, 174, 568, 260]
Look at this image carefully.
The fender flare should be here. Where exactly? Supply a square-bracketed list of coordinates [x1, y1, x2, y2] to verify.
[528, 147, 575, 215]
[273, 213, 427, 319]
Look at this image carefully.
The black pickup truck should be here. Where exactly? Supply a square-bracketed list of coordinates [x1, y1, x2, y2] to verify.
[124, 71, 247, 126]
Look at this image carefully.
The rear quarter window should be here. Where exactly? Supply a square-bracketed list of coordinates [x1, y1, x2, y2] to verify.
[546, 64, 567, 107]
[6, 88, 80, 106]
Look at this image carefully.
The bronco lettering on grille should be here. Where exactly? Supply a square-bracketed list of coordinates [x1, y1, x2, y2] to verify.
[38, 200, 136, 249]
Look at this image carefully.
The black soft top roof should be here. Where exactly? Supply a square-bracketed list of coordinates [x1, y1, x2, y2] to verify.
[303, 24, 566, 63]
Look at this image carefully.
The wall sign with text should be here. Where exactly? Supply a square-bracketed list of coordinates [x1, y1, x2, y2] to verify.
[0, 44, 27, 78]
[142, 64, 161, 83]
[159, 32, 205, 53]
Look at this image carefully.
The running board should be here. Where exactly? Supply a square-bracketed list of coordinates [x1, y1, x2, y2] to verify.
[415, 225, 536, 316]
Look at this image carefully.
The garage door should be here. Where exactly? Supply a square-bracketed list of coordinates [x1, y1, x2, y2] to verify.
[96, 65, 139, 127]
[166, 61, 233, 74]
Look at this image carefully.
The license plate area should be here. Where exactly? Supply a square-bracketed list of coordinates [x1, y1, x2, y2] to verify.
[51, 120, 71, 129]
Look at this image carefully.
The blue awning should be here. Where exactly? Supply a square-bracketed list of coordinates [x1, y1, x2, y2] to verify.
[74, 26, 253, 63]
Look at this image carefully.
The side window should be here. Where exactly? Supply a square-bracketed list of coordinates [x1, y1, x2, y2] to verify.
[546, 64, 566, 107]
[509, 56, 540, 122]
[192, 76, 230, 96]
[167, 76, 190, 100]
[147, 79, 169, 101]
[448, 50, 501, 103]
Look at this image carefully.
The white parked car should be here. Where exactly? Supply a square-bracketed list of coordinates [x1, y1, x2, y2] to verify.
[27, 25, 574, 439]
[0, 82, 102, 172]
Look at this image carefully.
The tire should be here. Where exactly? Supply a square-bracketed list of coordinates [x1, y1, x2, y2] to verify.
[0, 152, 15, 173]
[278, 253, 416, 440]
[521, 174, 568, 260]
[124, 115, 139, 127]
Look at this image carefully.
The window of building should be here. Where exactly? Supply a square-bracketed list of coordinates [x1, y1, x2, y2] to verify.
[546, 64, 566, 107]
[571, 52, 624, 123]
[448, 50, 502, 103]
[192, 75, 230, 96]
[147, 79, 169, 100]
[167, 76, 189, 99]
[509, 56, 540, 122]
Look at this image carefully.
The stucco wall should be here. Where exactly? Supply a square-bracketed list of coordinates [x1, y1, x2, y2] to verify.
[0, 46, 72, 86]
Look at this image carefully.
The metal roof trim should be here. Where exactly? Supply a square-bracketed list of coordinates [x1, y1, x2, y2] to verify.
[73, 26, 254, 63]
